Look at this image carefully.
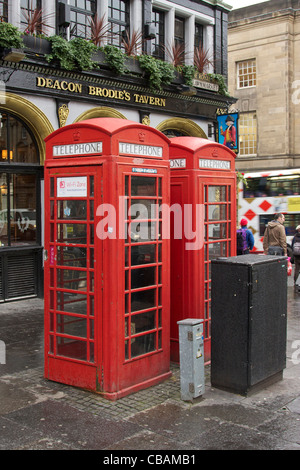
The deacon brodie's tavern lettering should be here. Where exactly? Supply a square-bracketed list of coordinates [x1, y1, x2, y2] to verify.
[36, 77, 166, 107]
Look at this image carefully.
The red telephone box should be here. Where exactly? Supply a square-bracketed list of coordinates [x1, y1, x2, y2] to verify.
[44, 118, 171, 400]
[168, 137, 236, 363]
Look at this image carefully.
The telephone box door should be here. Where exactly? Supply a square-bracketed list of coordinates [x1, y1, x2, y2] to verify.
[200, 177, 236, 361]
[44, 165, 102, 389]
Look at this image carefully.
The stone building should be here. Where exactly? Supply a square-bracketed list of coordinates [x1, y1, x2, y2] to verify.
[228, 0, 300, 172]
[0, 0, 234, 301]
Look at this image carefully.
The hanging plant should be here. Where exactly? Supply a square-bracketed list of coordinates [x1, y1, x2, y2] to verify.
[103, 44, 127, 75]
[0, 22, 24, 49]
[208, 73, 230, 96]
[180, 64, 196, 86]
[70, 37, 98, 70]
[46, 35, 75, 70]
[46, 36, 98, 71]
[138, 55, 174, 90]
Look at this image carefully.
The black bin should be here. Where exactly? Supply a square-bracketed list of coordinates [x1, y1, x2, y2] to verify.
[211, 254, 287, 395]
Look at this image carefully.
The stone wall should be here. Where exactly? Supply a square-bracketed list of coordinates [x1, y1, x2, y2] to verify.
[228, 2, 300, 171]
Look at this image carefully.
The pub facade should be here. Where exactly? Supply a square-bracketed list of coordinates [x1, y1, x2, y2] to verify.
[0, 0, 234, 301]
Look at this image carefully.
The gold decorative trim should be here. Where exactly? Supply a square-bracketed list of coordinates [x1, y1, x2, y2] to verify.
[58, 103, 70, 127]
[0, 92, 54, 164]
[142, 115, 150, 126]
[73, 107, 127, 123]
[156, 118, 208, 138]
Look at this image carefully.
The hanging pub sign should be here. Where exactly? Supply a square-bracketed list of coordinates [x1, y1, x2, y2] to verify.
[217, 112, 239, 155]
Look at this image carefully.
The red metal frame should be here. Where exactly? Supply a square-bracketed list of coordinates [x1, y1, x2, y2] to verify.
[44, 165, 102, 389]
[169, 137, 237, 363]
[44, 118, 171, 400]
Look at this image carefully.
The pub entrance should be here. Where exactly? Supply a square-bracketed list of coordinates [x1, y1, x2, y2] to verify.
[0, 111, 43, 301]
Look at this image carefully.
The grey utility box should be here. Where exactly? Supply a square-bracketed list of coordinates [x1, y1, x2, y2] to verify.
[177, 319, 205, 401]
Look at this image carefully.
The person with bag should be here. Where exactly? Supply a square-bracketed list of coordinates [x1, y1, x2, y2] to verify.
[263, 213, 287, 256]
[236, 218, 254, 255]
[292, 225, 300, 286]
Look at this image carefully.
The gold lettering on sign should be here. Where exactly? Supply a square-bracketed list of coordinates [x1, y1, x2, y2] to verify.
[36, 77, 167, 107]
[37, 77, 82, 93]
[133, 94, 166, 107]
[88, 86, 130, 101]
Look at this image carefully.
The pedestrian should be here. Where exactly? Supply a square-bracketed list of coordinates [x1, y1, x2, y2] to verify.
[236, 218, 254, 255]
[263, 213, 287, 256]
[292, 225, 300, 286]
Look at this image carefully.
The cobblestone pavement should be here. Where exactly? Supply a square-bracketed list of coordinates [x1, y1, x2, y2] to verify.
[2, 363, 185, 419]
[0, 273, 299, 451]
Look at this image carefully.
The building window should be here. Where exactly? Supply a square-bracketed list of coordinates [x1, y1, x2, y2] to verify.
[0, 112, 40, 247]
[237, 59, 256, 88]
[0, 0, 8, 22]
[108, 0, 129, 49]
[0, 113, 39, 164]
[69, 0, 96, 39]
[195, 23, 203, 49]
[239, 112, 257, 156]
[20, 0, 41, 32]
[175, 16, 185, 49]
[151, 9, 165, 60]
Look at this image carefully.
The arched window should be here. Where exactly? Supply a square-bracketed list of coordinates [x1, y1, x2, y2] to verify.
[0, 113, 39, 164]
[0, 111, 41, 247]
[157, 118, 208, 139]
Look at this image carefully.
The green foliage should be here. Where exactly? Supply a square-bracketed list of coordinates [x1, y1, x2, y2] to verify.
[180, 65, 196, 86]
[0, 22, 24, 49]
[46, 35, 74, 69]
[103, 45, 127, 75]
[70, 37, 97, 70]
[236, 171, 248, 187]
[138, 55, 174, 90]
[46, 35, 97, 70]
[0, 20, 231, 98]
[157, 59, 175, 86]
[208, 73, 230, 96]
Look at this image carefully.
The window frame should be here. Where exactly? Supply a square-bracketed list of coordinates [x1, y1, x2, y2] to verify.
[237, 59, 257, 89]
[108, 0, 130, 49]
[0, 0, 8, 22]
[194, 22, 204, 50]
[239, 112, 257, 157]
[20, 0, 42, 33]
[151, 8, 165, 60]
[69, 0, 96, 39]
[0, 111, 42, 248]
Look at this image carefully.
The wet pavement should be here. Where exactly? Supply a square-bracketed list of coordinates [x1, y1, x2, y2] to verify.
[0, 274, 299, 452]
